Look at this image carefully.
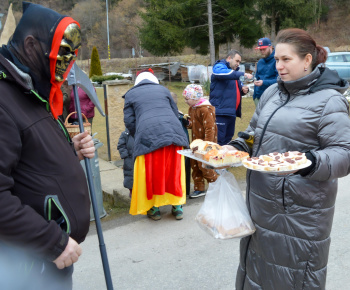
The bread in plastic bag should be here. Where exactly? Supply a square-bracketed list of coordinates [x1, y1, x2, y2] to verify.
[195, 170, 255, 239]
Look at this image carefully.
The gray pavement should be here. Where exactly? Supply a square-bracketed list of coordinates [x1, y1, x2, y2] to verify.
[73, 160, 350, 290]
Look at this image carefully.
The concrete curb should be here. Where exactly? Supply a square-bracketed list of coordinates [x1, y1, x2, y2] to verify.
[99, 158, 130, 207]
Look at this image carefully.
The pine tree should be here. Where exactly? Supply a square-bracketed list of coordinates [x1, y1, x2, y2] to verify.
[139, 0, 262, 58]
[89, 46, 103, 78]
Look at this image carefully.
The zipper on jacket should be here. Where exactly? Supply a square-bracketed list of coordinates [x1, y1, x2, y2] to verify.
[282, 177, 287, 211]
[242, 88, 291, 289]
[0, 71, 6, 79]
[30, 90, 71, 142]
[30, 90, 50, 112]
[253, 90, 291, 157]
[57, 118, 72, 141]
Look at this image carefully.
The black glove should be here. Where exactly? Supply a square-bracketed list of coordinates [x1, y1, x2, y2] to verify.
[181, 117, 190, 127]
[297, 151, 316, 176]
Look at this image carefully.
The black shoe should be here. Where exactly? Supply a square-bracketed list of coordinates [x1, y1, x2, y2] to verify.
[189, 190, 206, 199]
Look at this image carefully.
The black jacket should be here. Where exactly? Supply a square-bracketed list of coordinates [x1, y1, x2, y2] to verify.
[117, 129, 134, 189]
[0, 54, 90, 261]
[123, 80, 189, 158]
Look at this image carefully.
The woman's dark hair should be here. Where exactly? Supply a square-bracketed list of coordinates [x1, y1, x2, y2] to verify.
[275, 28, 328, 70]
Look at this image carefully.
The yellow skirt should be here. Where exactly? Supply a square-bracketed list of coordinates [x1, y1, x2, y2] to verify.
[129, 154, 186, 215]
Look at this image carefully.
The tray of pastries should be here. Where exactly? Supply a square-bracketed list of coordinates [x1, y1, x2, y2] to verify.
[242, 151, 311, 173]
[177, 139, 249, 169]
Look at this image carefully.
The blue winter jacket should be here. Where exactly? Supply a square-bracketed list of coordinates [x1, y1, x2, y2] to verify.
[253, 50, 279, 100]
[209, 59, 245, 117]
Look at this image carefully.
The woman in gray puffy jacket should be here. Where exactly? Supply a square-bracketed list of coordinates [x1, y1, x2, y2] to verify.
[226, 28, 350, 289]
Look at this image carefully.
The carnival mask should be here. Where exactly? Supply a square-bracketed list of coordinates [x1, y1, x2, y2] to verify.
[55, 23, 81, 82]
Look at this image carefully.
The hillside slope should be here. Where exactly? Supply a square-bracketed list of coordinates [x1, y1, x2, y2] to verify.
[77, 3, 350, 74]
[309, 5, 350, 51]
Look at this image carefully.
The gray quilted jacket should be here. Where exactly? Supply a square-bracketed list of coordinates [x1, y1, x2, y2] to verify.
[230, 67, 350, 290]
[123, 80, 188, 158]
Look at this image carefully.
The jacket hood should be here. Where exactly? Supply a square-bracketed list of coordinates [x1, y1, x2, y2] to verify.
[310, 66, 349, 94]
[0, 2, 80, 119]
[122, 79, 158, 98]
[278, 66, 349, 96]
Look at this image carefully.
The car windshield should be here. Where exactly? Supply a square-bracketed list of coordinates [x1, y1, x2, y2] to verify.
[327, 54, 350, 62]
[328, 55, 345, 62]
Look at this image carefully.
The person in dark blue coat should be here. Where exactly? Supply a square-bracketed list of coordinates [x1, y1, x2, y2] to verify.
[123, 69, 189, 221]
[253, 37, 279, 107]
[210, 50, 252, 145]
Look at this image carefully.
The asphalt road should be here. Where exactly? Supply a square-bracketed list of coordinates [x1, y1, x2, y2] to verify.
[73, 176, 350, 290]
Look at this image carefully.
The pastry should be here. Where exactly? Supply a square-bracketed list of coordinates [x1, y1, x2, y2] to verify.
[243, 150, 308, 172]
[189, 139, 249, 165]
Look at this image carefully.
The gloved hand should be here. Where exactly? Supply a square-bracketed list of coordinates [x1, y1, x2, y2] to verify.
[297, 151, 316, 176]
[181, 117, 190, 127]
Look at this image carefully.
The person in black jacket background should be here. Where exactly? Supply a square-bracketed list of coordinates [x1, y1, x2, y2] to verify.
[170, 91, 191, 197]
[117, 128, 135, 198]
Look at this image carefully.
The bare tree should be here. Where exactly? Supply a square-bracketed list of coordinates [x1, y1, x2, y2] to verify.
[207, 0, 215, 65]
[108, 0, 144, 58]
[71, 0, 105, 58]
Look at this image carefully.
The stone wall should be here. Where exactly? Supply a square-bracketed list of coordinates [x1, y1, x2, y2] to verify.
[104, 80, 133, 161]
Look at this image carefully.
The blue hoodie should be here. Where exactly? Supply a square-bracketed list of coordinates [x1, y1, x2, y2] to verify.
[209, 59, 245, 117]
[253, 50, 279, 100]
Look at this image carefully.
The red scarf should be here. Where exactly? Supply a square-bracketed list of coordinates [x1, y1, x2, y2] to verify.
[48, 17, 80, 119]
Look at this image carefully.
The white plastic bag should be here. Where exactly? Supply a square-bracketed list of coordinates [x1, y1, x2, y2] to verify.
[195, 170, 255, 239]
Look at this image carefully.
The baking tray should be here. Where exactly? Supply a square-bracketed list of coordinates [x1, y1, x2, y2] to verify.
[177, 149, 243, 169]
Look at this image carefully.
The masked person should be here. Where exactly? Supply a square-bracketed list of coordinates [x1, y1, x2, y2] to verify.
[0, 2, 95, 289]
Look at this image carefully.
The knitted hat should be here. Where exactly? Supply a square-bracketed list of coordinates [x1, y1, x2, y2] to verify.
[182, 84, 203, 100]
